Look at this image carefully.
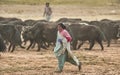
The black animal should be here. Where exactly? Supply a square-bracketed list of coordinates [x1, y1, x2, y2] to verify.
[0, 25, 25, 52]
[22, 22, 47, 51]
[0, 34, 6, 52]
[67, 24, 105, 50]
[89, 19, 119, 47]
[22, 22, 58, 51]
[56, 17, 82, 24]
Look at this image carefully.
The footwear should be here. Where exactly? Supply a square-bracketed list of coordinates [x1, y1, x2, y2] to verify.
[54, 70, 62, 73]
[54, 69, 62, 73]
[78, 62, 82, 71]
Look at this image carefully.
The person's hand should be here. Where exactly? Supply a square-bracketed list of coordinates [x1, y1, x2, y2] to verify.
[66, 37, 72, 42]
[58, 39, 62, 44]
[58, 49, 66, 56]
[61, 49, 66, 54]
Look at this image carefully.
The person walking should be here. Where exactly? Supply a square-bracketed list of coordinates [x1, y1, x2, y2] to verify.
[54, 23, 81, 73]
[43, 2, 52, 21]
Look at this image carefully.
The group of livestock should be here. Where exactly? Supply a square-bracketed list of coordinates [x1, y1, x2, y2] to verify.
[0, 17, 119, 53]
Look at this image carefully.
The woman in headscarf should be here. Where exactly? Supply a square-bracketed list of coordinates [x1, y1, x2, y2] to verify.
[54, 23, 81, 73]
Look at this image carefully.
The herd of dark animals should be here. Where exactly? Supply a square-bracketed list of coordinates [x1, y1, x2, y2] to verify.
[0, 17, 120, 53]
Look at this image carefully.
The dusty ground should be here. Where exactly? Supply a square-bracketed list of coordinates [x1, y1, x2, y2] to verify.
[0, 42, 120, 75]
[0, 5, 120, 75]
[0, 5, 120, 21]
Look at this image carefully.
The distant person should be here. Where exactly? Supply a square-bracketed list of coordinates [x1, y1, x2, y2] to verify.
[54, 23, 82, 73]
[43, 2, 52, 21]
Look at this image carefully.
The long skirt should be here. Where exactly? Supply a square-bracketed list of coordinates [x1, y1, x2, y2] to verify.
[55, 48, 78, 71]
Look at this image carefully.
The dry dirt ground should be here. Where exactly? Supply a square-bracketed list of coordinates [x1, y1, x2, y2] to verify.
[0, 5, 120, 75]
[0, 42, 120, 75]
[0, 5, 120, 21]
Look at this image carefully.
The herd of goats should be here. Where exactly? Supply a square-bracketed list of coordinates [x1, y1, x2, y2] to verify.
[0, 17, 120, 53]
